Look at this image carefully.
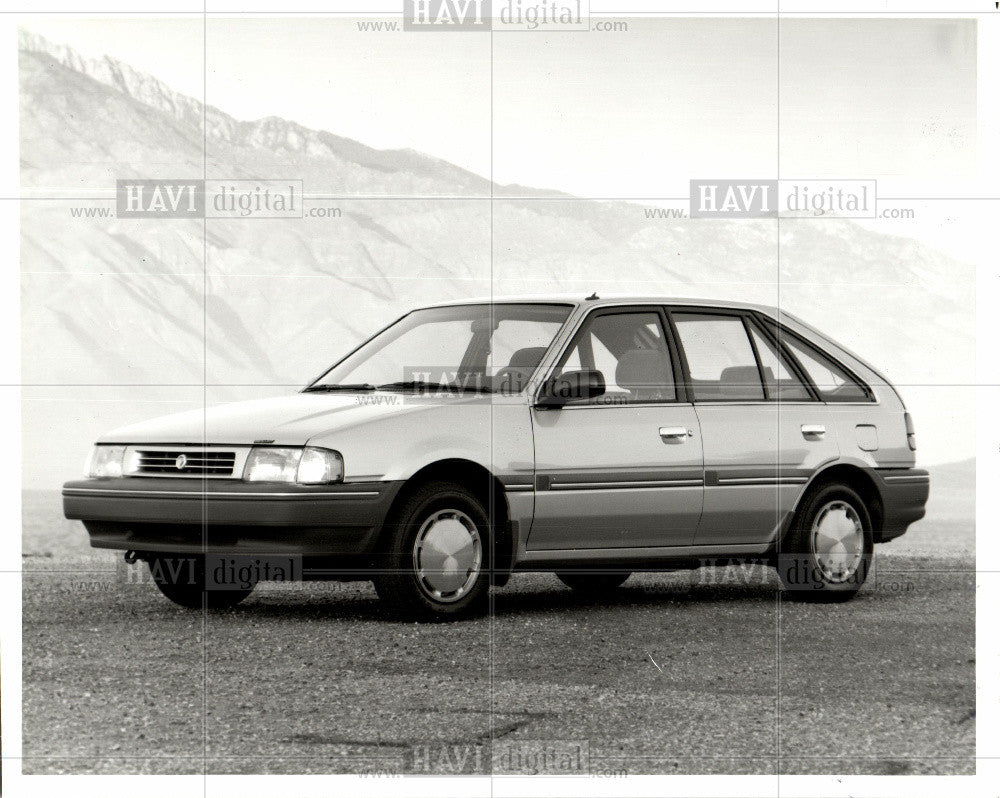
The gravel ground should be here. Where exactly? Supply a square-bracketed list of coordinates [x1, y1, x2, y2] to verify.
[21, 488, 975, 776]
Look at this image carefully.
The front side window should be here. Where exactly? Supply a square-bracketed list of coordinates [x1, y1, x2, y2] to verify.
[309, 303, 572, 394]
[672, 313, 765, 401]
[554, 311, 676, 405]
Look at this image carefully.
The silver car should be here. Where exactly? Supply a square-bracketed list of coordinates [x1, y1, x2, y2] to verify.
[63, 296, 929, 618]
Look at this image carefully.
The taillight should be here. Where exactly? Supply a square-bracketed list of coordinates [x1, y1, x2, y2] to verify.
[904, 412, 917, 451]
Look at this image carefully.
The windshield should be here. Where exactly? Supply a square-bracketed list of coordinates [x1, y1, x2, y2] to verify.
[307, 303, 573, 394]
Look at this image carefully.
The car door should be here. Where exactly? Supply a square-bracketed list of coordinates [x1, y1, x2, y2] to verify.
[526, 307, 704, 551]
[669, 308, 839, 547]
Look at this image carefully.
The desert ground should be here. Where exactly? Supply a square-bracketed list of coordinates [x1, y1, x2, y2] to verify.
[21, 460, 974, 775]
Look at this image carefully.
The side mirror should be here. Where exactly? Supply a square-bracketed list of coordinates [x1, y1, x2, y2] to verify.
[535, 369, 606, 408]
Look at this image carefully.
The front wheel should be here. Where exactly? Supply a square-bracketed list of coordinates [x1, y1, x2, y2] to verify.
[147, 555, 255, 609]
[372, 482, 491, 620]
[777, 483, 873, 601]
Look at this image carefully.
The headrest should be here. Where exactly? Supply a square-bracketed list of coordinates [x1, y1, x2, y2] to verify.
[719, 366, 771, 396]
[615, 349, 672, 391]
[507, 346, 548, 369]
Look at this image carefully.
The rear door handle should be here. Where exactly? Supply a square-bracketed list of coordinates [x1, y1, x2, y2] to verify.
[801, 424, 826, 438]
[659, 426, 691, 440]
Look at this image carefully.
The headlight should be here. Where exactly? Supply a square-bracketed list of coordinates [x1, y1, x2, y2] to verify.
[243, 448, 300, 482]
[86, 445, 126, 478]
[297, 447, 345, 484]
[243, 447, 344, 484]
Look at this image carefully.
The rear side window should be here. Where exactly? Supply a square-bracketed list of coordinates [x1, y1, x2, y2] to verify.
[774, 329, 872, 402]
[672, 313, 764, 401]
[746, 322, 811, 401]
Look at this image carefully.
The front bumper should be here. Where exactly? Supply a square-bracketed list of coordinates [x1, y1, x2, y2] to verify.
[874, 467, 930, 542]
[62, 478, 403, 556]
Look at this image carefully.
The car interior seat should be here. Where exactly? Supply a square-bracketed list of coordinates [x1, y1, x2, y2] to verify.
[719, 365, 771, 399]
[615, 349, 674, 402]
[494, 346, 549, 393]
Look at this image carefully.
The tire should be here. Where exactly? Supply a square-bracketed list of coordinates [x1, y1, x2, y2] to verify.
[147, 554, 255, 609]
[556, 572, 631, 592]
[777, 482, 873, 602]
[372, 481, 491, 620]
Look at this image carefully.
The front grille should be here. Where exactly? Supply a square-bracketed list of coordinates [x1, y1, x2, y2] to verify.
[134, 449, 237, 477]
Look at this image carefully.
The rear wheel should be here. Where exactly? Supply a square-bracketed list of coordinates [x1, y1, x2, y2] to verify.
[147, 554, 255, 609]
[556, 572, 631, 592]
[372, 482, 491, 620]
[777, 483, 873, 601]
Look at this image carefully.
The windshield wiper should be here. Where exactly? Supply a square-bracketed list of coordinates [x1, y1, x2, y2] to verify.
[451, 384, 495, 394]
[376, 380, 448, 392]
[376, 380, 494, 394]
[302, 383, 377, 393]
[306, 380, 496, 394]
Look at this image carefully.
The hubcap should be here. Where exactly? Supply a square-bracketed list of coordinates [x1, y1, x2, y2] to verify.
[412, 509, 482, 603]
[811, 500, 865, 583]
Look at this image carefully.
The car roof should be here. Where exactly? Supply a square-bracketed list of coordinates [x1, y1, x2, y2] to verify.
[418, 294, 783, 316]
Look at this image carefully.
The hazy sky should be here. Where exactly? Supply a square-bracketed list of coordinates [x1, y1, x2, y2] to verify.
[17, 16, 981, 479]
[23, 16, 976, 200]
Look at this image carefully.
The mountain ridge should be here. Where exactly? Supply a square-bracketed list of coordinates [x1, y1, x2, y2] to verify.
[19, 29, 522, 194]
[19, 28, 975, 471]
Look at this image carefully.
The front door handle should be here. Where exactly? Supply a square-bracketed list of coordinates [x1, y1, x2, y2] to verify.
[659, 426, 691, 441]
[801, 424, 826, 438]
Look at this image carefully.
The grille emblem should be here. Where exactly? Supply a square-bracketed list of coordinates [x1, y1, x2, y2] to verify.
[175, 454, 188, 470]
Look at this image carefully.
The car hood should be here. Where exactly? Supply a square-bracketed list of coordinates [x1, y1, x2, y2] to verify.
[98, 392, 462, 446]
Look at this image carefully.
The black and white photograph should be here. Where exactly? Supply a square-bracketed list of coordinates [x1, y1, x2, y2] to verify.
[1, 1, 996, 796]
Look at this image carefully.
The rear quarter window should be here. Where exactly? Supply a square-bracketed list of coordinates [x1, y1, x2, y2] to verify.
[767, 323, 873, 402]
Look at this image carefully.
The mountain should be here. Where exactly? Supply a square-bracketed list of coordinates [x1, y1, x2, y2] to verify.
[19, 30, 974, 483]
